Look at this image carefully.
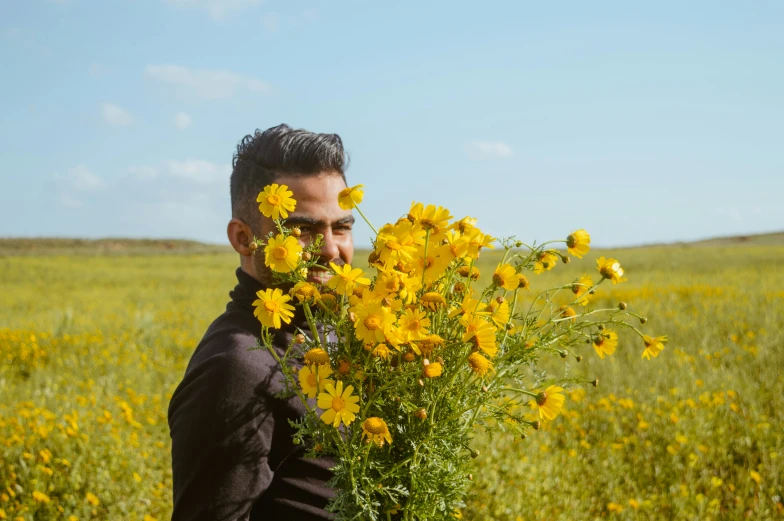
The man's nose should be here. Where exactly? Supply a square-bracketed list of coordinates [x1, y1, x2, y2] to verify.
[318, 230, 340, 263]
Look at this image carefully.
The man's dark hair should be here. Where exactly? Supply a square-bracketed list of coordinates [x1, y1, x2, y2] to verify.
[230, 124, 348, 229]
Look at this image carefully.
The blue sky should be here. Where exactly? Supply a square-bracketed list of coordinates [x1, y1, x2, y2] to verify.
[1, 0, 782, 248]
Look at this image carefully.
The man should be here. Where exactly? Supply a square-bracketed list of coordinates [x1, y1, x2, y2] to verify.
[168, 124, 355, 520]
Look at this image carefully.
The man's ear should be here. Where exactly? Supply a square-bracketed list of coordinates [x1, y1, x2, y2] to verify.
[227, 218, 254, 256]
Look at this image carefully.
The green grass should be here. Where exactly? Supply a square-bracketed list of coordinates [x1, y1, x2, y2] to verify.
[0, 238, 782, 520]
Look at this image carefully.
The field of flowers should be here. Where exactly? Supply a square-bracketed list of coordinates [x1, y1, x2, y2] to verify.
[1, 240, 782, 520]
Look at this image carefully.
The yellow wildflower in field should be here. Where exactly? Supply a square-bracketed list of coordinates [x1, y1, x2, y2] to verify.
[460, 315, 498, 357]
[32, 491, 50, 503]
[493, 263, 519, 291]
[257, 183, 296, 220]
[291, 281, 320, 303]
[318, 381, 360, 428]
[253, 288, 295, 329]
[304, 348, 331, 365]
[571, 274, 594, 306]
[299, 364, 335, 399]
[264, 234, 302, 273]
[517, 273, 530, 290]
[487, 300, 510, 329]
[362, 417, 392, 447]
[642, 335, 668, 359]
[750, 470, 762, 485]
[531, 385, 566, 421]
[86, 492, 100, 506]
[534, 251, 559, 274]
[596, 256, 627, 284]
[607, 502, 624, 513]
[408, 202, 452, 237]
[423, 362, 443, 378]
[338, 184, 364, 210]
[327, 262, 371, 296]
[566, 229, 591, 258]
[353, 301, 396, 343]
[467, 352, 492, 376]
[593, 330, 618, 359]
[371, 343, 392, 360]
[399, 308, 431, 341]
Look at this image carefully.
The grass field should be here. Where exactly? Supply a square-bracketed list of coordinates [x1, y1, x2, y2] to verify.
[1, 236, 782, 520]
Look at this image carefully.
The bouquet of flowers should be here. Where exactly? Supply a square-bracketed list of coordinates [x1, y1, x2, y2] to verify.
[251, 183, 667, 520]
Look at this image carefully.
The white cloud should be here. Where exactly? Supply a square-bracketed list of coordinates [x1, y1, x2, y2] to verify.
[101, 102, 134, 127]
[261, 12, 279, 32]
[128, 165, 160, 179]
[145, 64, 269, 101]
[56, 164, 107, 192]
[174, 112, 192, 129]
[164, 0, 263, 20]
[467, 141, 514, 159]
[165, 159, 230, 184]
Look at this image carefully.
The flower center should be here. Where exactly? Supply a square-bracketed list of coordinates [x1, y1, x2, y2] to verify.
[267, 194, 281, 205]
[273, 246, 288, 260]
[331, 396, 345, 412]
[364, 315, 381, 330]
[386, 241, 402, 251]
[407, 320, 420, 331]
[365, 418, 386, 434]
[566, 235, 577, 248]
[536, 392, 548, 406]
[307, 373, 318, 386]
[264, 301, 279, 313]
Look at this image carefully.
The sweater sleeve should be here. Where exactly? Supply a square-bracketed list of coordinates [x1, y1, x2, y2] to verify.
[169, 348, 276, 521]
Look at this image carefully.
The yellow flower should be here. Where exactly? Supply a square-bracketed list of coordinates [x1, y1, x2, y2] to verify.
[557, 305, 576, 322]
[566, 229, 591, 258]
[492, 264, 518, 291]
[460, 315, 497, 357]
[487, 300, 510, 329]
[642, 335, 667, 359]
[423, 362, 443, 378]
[399, 308, 431, 342]
[291, 281, 320, 303]
[32, 491, 51, 503]
[264, 234, 302, 273]
[327, 262, 371, 296]
[317, 380, 360, 428]
[607, 502, 624, 513]
[362, 417, 393, 447]
[517, 274, 530, 290]
[534, 251, 559, 274]
[421, 292, 446, 311]
[467, 352, 493, 377]
[371, 343, 392, 360]
[749, 470, 762, 485]
[410, 243, 453, 284]
[443, 230, 470, 260]
[457, 265, 480, 280]
[596, 256, 627, 284]
[407, 202, 452, 238]
[353, 301, 396, 343]
[374, 221, 426, 268]
[571, 274, 594, 306]
[464, 227, 495, 258]
[304, 348, 331, 365]
[531, 385, 566, 421]
[257, 183, 296, 220]
[628, 498, 640, 509]
[338, 184, 364, 210]
[86, 492, 100, 506]
[298, 364, 335, 398]
[593, 330, 618, 359]
[253, 288, 295, 329]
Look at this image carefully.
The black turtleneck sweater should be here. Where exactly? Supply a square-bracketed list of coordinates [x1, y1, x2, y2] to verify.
[168, 268, 335, 520]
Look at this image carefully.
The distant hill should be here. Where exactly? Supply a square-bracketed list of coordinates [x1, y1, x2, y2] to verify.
[1, 231, 782, 256]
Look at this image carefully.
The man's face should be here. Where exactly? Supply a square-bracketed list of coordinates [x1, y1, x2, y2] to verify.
[253, 172, 355, 287]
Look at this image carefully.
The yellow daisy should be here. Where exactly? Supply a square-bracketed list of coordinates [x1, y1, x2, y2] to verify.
[371, 343, 392, 360]
[338, 184, 365, 210]
[420, 291, 446, 311]
[642, 335, 667, 360]
[566, 229, 591, 258]
[374, 221, 426, 268]
[291, 281, 320, 303]
[353, 301, 396, 344]
[327, 262, 371, 296]
[460, 315, 498, 357]
[596, 256, 627, 284]
[399, 308, 431, 342]
[257, 183, 296, 220]
[407, 202, 453, 239]
[304, 347, 331, 366]
[317, 381, 360, 428]
[571, 275, 594, 306]
[487, 300, 510, 329]
[530, 385, 566, 421]
[298, 364, 334, 398]
[534, 251, 559, 274]
[264, 234, 302, 273]
[492, 263, 519, 291]
[252, 288, 295, 329]
[467, 352, 493, 377]
[593, 330, 618, 359]
[423, 361, 443, 378]
[361, 417, 393, 447]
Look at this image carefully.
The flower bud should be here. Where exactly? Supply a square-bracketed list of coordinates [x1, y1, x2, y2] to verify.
[559, 351, 567, 358]
[302, 251, 312, 261]
[470, 449, 480, 458]
[248, 241, 258, 252]
[597, 324, 605, 331]
[316, 233, 324, 241]
[291, 227, 301, 238]
[348, 311, 357, 323]
[437, 356, 444, 365]
[314, 443, 323, 452]
[562, 255, 570, 264]
[496, 296, 505, 304]
[591, 378, 599, 387]
[481, 385, 488, 393]
[468, 473, 473, 481]
[576, 355, 583, 362]
[453, 282, 467, 294]
[294, 333, 306, 344]
[640, 317, 648, 324]
[618, 302, 627, 310]
[531, 421, 541, 430]
[414, 408, 427, 420]
[418, 379, 424, 387]
[515, 241, 523, 248]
